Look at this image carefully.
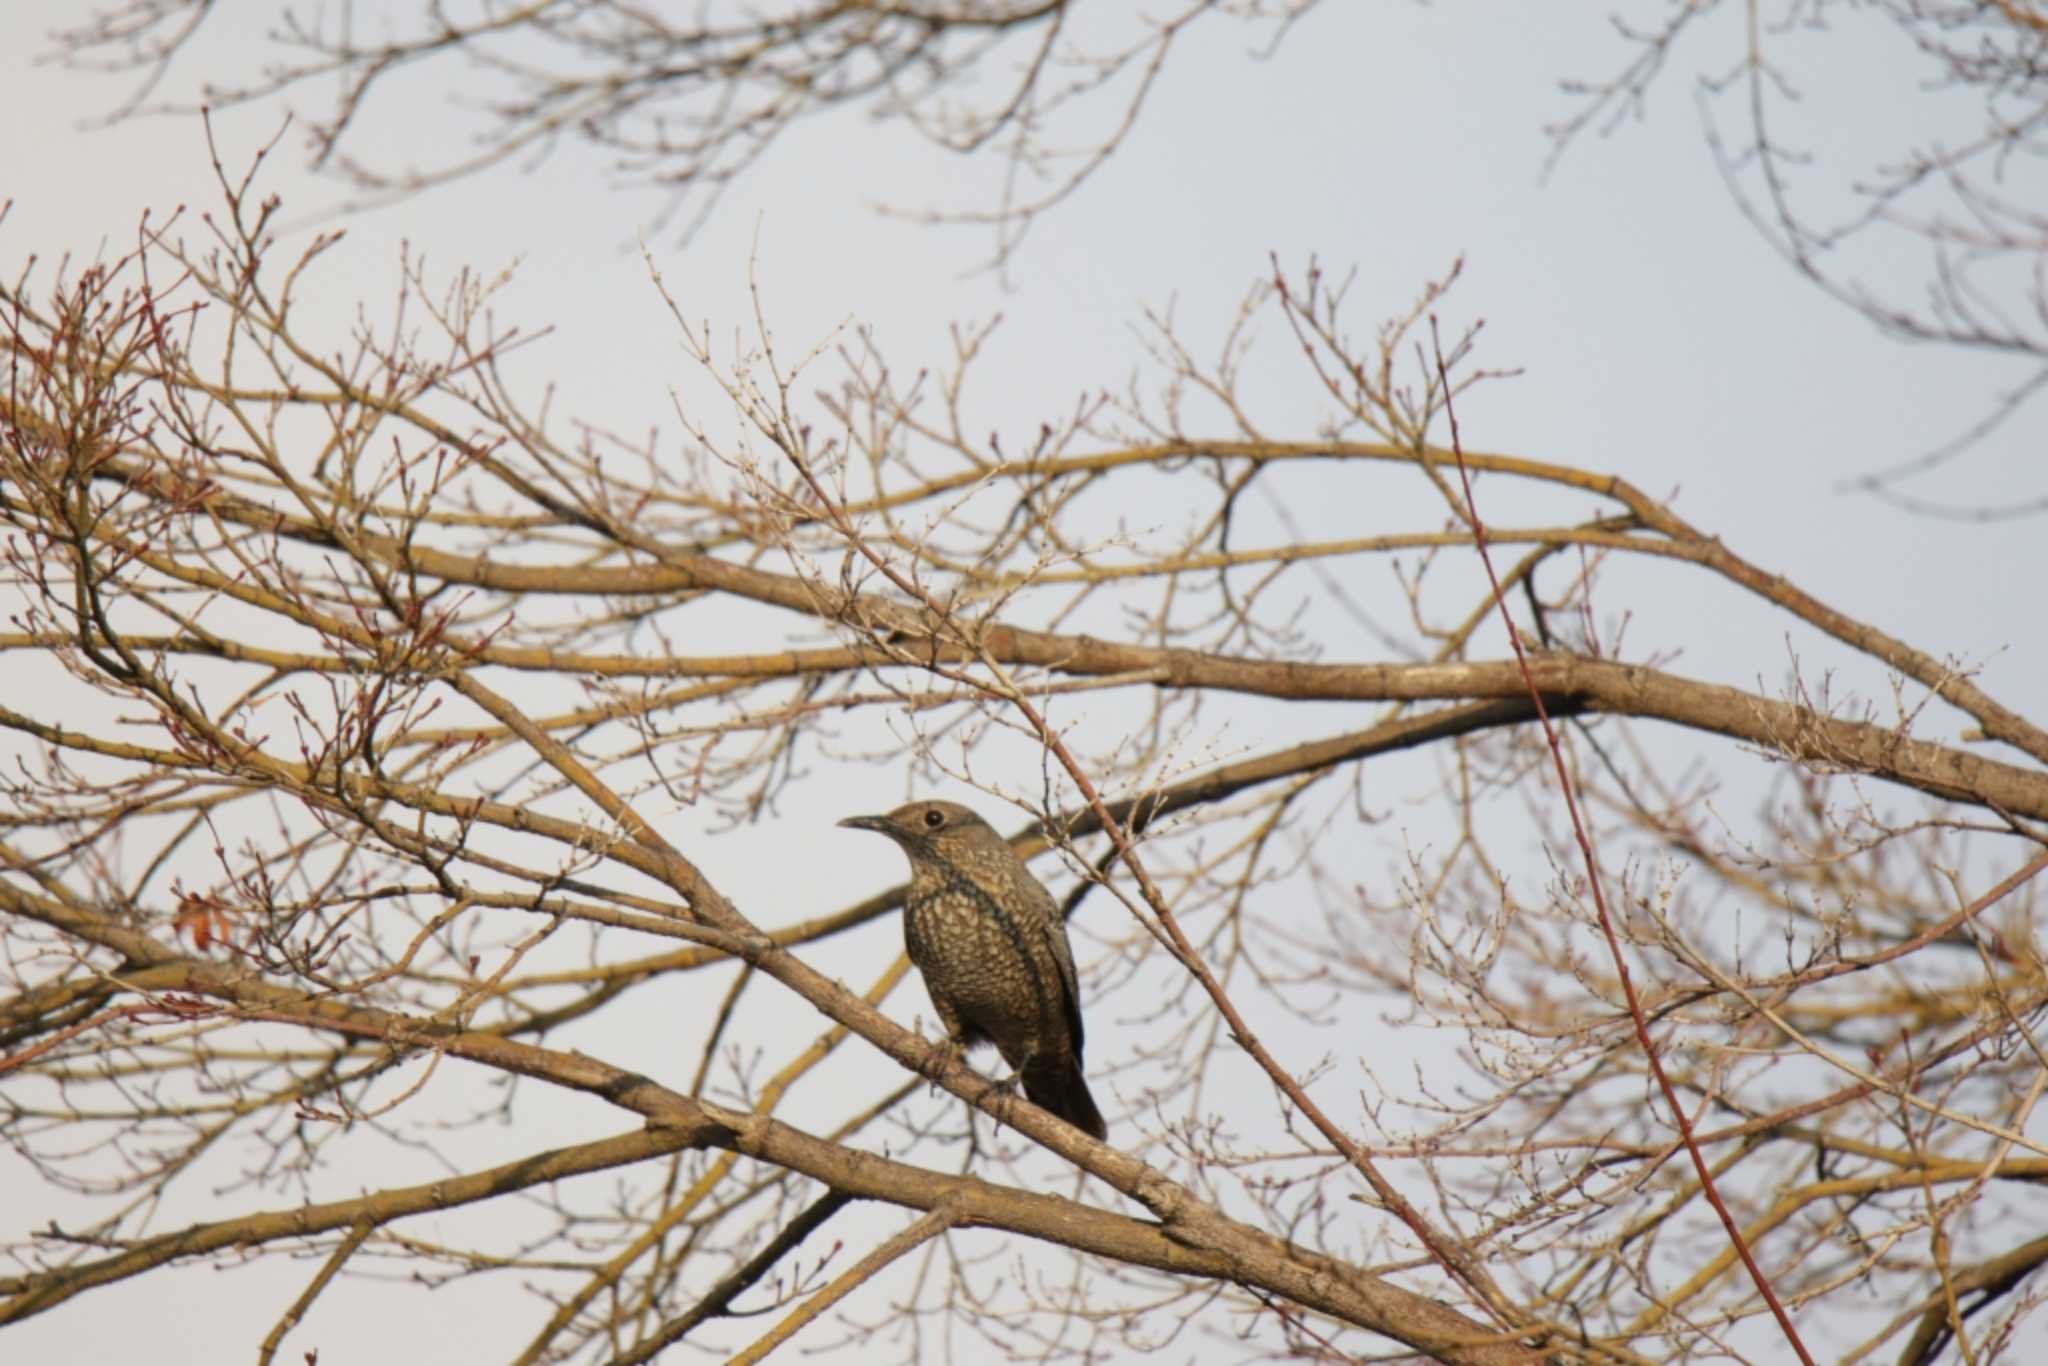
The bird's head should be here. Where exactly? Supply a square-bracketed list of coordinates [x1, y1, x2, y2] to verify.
[838, 800, 994, 857]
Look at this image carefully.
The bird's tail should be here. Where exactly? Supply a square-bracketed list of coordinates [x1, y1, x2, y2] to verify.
[1023, 1056, 1107, 1141]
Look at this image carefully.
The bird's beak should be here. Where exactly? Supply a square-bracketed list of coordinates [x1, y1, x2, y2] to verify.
[838, 814, 889, 833]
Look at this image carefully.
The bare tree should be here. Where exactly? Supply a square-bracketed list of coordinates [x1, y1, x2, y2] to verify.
[4, 6, 2048, 1365]
[1555, 0, 2048, 514]
[50, 0, 1322, 263]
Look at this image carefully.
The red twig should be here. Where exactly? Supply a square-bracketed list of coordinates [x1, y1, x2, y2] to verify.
[0, 998, 220, 1077]
[1428, 317, 1817, 1365]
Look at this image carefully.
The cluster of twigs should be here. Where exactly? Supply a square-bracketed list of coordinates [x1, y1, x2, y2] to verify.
[1, 12, 2046, 1355]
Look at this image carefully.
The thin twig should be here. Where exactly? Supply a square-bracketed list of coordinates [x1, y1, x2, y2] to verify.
[725, 1204, 959, 1366]
[255, 1218, 373, 1366]
[1428, 314, 1816, 1366]
[610, 1189, 852, 1366]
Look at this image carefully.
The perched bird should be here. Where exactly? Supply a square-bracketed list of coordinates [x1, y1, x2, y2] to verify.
[839, 800, 1107, 1141]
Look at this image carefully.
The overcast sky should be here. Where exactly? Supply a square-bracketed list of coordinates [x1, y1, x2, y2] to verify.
[6, 4, 2033, 693]
[4, 3, 2043, 1361]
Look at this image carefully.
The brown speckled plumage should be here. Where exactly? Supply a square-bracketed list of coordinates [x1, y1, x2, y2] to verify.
[839, 800, 1107, 1141]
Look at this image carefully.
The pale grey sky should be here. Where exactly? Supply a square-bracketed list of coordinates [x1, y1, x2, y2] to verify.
[3, 3, 2042, 1361]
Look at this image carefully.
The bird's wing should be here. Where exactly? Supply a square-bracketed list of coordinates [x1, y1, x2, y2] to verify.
[1029, 872, 1086, 1055]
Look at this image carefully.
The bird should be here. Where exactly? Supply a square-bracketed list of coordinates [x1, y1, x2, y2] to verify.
[839, 799, 1107, 1141]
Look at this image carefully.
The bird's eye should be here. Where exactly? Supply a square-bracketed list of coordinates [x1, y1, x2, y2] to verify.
[922, 808, 945, 829]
